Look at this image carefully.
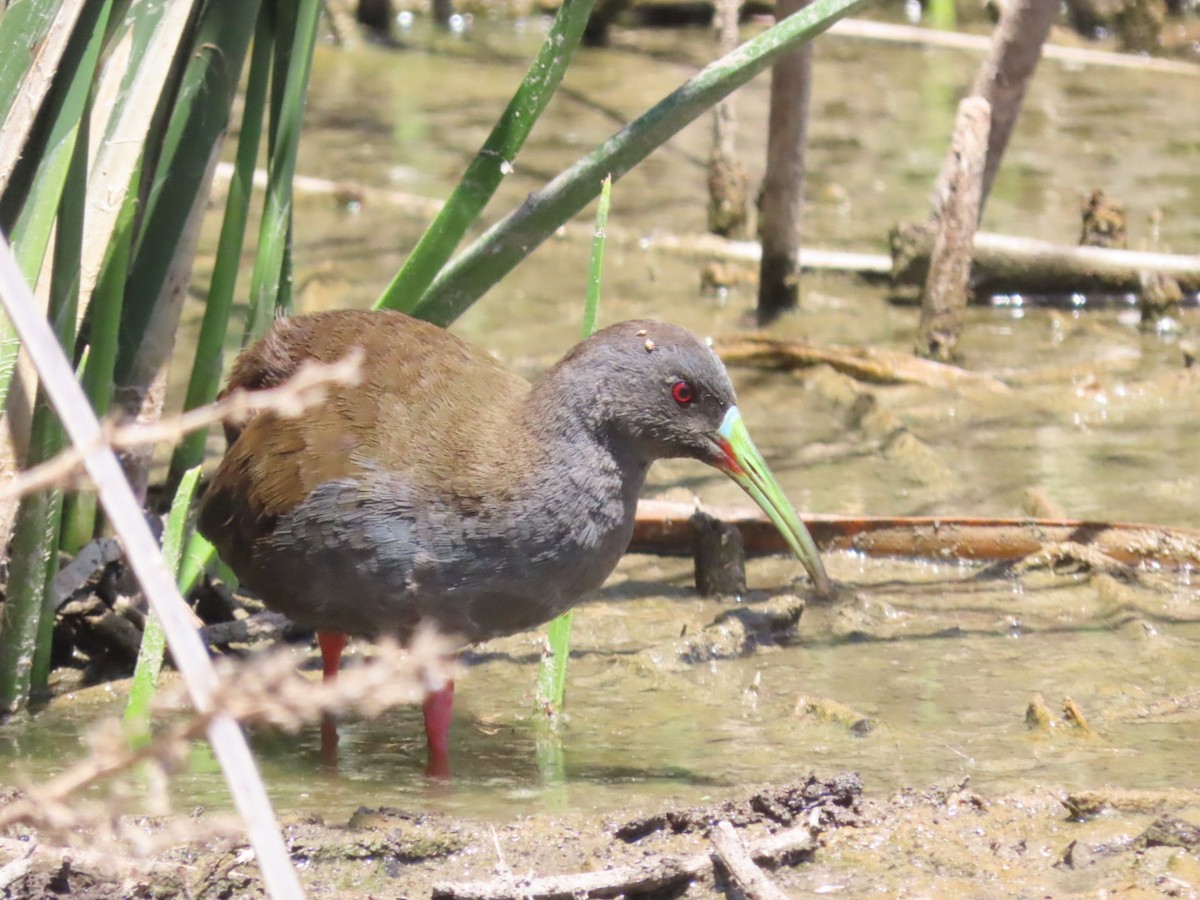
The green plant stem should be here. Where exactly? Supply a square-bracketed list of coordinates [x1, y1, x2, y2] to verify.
[0, 0, 112, 409]
[927, 0, 956, 29]
[168, 9, 272, 486]
[243, 0, 320, 342]
[29, 105, 89, 693]
[409, 0, 869, 326]
[176, 532, 220, 599]
[0, 4, 107, 708]
[375, 0, 597, 313]
[116, 0, 263, 385]
[533, 176, 612, 719]
[582, 175, 611, 338]
[125, 466, 203, 740]
[60, 165, 139, 553]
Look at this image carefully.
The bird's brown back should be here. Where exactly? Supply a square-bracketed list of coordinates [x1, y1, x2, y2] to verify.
[198, 310, 530, 576]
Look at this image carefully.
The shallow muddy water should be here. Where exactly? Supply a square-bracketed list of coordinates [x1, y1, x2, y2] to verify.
[5, 15, 1200, 838]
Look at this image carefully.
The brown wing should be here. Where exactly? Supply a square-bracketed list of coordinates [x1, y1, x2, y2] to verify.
[197, 309, 529, 576]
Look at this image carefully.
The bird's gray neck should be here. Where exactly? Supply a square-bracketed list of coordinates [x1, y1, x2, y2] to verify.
[497, 375, 650, 603]
[516, 375, 651, 518]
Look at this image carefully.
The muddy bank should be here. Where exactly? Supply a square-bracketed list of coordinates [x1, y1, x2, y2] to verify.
[3, 773, 1199, 897]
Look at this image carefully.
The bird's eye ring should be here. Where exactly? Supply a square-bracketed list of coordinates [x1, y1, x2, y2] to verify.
[671, 380, 695, 406]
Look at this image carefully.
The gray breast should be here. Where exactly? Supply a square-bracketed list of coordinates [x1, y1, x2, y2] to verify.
[244, 450, 645, 645]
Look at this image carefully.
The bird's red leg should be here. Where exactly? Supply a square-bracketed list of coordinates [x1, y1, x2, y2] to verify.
[318, 631, 347, 681]
[422, 678, 455, 778]
[318, 631, 347, 770]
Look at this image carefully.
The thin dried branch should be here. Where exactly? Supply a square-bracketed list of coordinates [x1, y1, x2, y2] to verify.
[630, 499, 1200, 568]
[710, 820, 791, 900]
[0, 629, 456, 835]
[713, 333, 1010, 392]
[49, 536, 122, 606]
[200, 611, 293, 648]
[431, 823, 816, 900]
[829, 18, 1200, 77]
[891, 226, 1200, 296]
[0, 348, 362, 502]
[917, 97, 990, 361]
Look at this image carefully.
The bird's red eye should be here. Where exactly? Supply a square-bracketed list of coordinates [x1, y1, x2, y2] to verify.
[671, 380, 694, 406]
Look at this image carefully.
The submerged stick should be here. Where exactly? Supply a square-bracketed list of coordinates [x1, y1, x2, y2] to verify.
[829, 18, 1200, 78]
[713, 334, 1009, 392]
[631, 500, 1200, 569]
[891, 227, 1200, 296]
[917, 97, 990, 361]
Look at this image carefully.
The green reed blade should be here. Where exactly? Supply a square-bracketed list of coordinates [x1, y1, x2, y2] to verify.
[115, 0, 262, 385]
[0, 105, 87, 708]
[534, 176, 612, 719]
[243, 0, 320, 341]
[169, 8, 272, 486]
[0, 0, 113, 409]
[410, 0, 869, 326]
[124, 465, 203, 741]
[376, 0, 597, 314]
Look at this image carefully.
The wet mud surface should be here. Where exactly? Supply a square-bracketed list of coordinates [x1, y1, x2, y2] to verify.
[4, 769, 1200, 896]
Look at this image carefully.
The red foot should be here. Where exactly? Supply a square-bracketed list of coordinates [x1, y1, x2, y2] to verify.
[422, 680, 455, 778]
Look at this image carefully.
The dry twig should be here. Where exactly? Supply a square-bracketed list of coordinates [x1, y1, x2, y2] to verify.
[0, 630, 455, 835]
[829, 18, 1200, 77]
[0, 349, 363, 502]
[713, 334, 1010, 392]
[431, 823, 815, 900]
[710, 820, 791, 900]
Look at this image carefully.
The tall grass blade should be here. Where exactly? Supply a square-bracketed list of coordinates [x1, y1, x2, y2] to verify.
[29, 103, 88, 693]
[0, 0, 85, 193]
[124, 465, 203, 740]
[244, 0, 321, 342]
[582, 175, 612, 339]
[0, 107, 88, 708]
[59, 167, 140, 552]
[176, 532, 219, 599]
[115, 0, 262, 385]
[0, 0, 113, 408]
[0, 447, 58, 711]
[410, 0, 869, 326]
[376, 0, 598, 313]
[80, 0, 198, 311]
[169, 8, 273, 486]
[533, 175, 612, 718]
